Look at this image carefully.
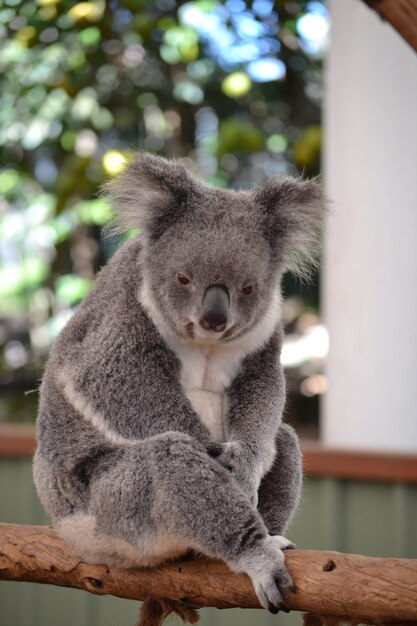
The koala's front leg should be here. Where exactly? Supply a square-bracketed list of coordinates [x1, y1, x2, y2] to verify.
[84, 431, 294, 613]
[258, 423, 302, 535]
[209, 331, 287, 505]
[147, 432, 295, 612]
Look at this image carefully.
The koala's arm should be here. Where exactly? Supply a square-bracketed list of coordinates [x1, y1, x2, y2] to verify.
[208, 331, 286, 501]
[46, 239, 210, 445]
[51, 323, 210, 446]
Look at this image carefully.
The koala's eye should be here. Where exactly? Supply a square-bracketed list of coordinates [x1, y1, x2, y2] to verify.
[176, 273, 191, 286]
[241, 284, 255, 296]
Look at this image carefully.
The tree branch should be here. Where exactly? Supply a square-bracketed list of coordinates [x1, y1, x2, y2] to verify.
[362, 0, 417, 53]
[0, 523, 417, 623]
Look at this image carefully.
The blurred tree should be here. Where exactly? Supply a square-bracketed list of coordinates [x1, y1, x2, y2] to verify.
[0, 0, 328, 423]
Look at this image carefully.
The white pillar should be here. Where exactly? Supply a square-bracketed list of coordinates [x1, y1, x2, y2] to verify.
[322, 0, 417, 452]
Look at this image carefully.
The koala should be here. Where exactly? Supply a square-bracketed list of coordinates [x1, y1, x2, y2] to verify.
[33, 153, 324, 621]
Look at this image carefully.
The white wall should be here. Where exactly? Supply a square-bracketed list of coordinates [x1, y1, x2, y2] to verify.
[322, 0, 417, 451]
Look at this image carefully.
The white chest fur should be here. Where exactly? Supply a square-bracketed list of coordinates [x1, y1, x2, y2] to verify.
[170, 291, 282, 441]
[139, 280, 282, 441]
[175, 343, 245, 441]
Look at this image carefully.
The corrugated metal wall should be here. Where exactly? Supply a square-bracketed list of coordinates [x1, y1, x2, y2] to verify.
[1, 458, 416, 626]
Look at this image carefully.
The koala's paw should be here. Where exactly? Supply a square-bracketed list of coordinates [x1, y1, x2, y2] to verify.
[206, 442, 258, 504]
[206, 441, 233, 468]
[243, 535, 295, 613]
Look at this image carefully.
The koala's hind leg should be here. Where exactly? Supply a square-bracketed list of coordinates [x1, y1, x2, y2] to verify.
[87, 431, 295, 612]
[257, 423, 303, 536]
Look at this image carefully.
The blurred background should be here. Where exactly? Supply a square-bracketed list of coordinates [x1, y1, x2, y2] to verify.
[1, 1, 417, 625]
[0, 0, 328, 436]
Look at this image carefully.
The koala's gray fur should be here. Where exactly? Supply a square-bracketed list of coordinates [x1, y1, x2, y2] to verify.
[33, 153, 325, 614]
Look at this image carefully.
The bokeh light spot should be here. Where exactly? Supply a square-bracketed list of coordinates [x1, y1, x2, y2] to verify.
[55, 275, 92, 305]
[247, 58, 285, 82]
[173, 80, 204, 104]
[102, 150, 127, 175]
[4, 341, 28, 369]
[267, 133, 288, 153]
[68, 2, 104, 22]
[0, 169, 19, 194]
[36, 0, 60, 6]
[221, 72, 252, 98]
[79, 26, 101, 46]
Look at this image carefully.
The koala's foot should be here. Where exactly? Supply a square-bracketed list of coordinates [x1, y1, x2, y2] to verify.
[236, 535, 295, 613]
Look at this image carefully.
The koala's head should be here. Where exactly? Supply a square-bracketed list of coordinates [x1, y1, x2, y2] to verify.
[103, 153, 325, 345]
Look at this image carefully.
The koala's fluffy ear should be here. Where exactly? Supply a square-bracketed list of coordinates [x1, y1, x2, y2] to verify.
[253, 176, 327, 278]
[102, 153, 196, 240]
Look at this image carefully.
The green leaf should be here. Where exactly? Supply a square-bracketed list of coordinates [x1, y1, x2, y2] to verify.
[55, 275, 92, 305]
[79, 26, 101, 47]
[0, 169, 20, 194]
[75, 198, 112, 226]
[22, 257, 50, 287]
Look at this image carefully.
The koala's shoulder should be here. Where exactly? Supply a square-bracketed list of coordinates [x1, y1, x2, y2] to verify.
[49, 237, 156, 360]
[90, 236, 143, 302]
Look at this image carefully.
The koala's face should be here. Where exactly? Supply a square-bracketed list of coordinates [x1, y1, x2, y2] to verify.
[145, 191, 278, 344]
[104, 153, 325, 345]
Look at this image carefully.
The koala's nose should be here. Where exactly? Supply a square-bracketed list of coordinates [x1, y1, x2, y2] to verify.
[200, 285, 229, 333]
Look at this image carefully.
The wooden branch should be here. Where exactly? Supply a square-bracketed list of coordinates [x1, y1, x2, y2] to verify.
[1, 524, 417, 622]
[362, 0, 417, 53]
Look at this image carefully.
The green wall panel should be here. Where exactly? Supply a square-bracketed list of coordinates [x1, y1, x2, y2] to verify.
[1, 459, 416, 626]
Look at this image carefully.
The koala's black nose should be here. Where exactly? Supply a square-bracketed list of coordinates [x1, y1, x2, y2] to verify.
[200, 285, 229, 333]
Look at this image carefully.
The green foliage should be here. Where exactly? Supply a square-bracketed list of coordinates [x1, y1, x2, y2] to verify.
[0, 0, 327, 417]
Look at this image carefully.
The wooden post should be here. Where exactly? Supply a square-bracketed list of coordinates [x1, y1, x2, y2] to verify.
[0, 523, 416, 623]
[362, 0, 417, 53]
[323, 0, 417, 453]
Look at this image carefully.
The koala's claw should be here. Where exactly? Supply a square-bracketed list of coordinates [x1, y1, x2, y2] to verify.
[244, 535, 295, 613]
[270, 534, 295, 550]
[255, 576, 285, 613]
[269, 601, 290, 614]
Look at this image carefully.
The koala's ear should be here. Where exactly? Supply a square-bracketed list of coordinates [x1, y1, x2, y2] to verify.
[253, 176, 327, 278]
[102, 153, 196, 240]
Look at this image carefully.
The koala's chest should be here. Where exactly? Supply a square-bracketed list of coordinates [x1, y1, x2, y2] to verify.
[176, 346, 242, 442]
